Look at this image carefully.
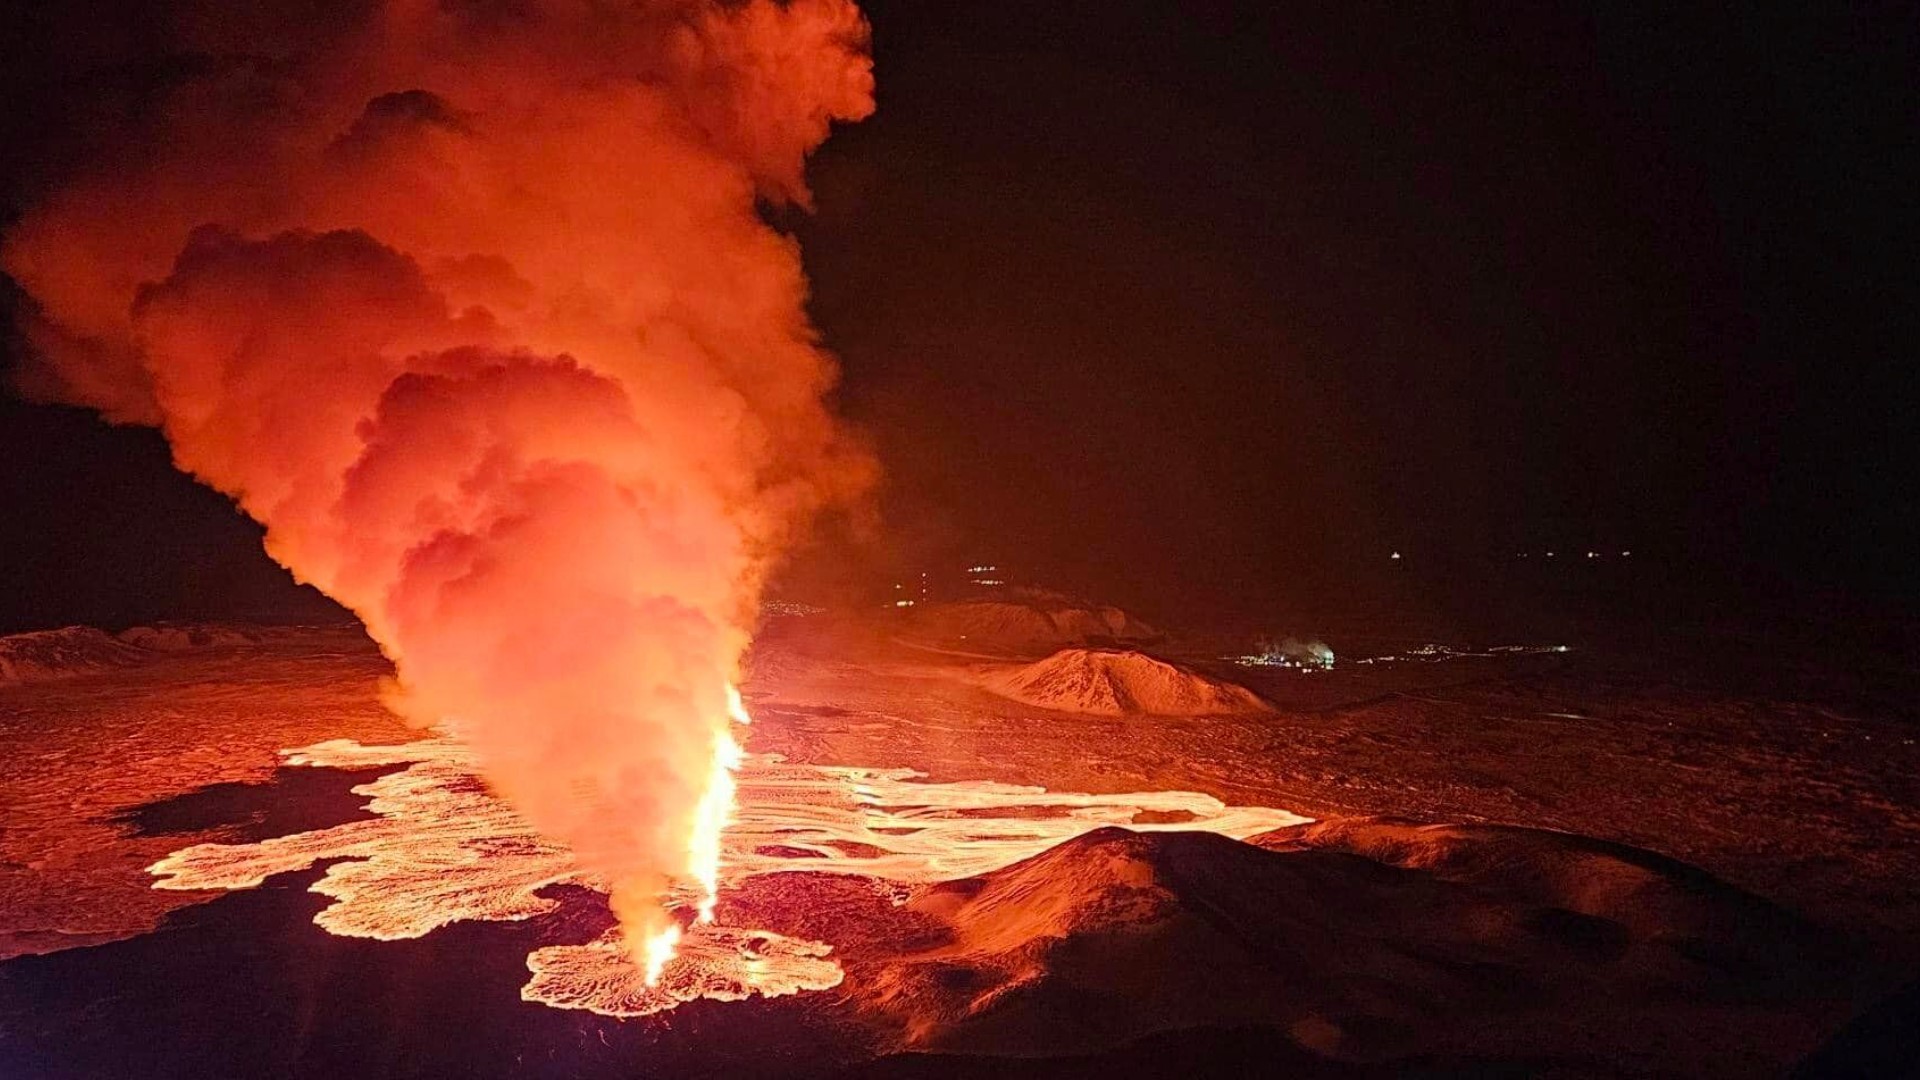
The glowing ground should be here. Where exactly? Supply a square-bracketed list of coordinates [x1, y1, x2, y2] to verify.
[147, 736, 1304, 1017]
[4, 622, 1918, 1078]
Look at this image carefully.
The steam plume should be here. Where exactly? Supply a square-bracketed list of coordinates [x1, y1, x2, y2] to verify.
[4, 0, 876, 955]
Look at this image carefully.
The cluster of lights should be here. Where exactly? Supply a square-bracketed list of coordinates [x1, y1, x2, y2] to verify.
[1354, 643, 1570, 665]
[1393, 550, 1637, 561]
[760, 600, 824, 618]
[1231, 642, 1336, 672]
[1233, 654, 1334, 673]
[880, 563, 1012, 608]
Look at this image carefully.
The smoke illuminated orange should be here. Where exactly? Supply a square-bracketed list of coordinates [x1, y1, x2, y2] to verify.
[3, 0, 877, 962]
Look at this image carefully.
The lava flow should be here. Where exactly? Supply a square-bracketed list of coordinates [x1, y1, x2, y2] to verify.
[148, 728, 1306, 1018]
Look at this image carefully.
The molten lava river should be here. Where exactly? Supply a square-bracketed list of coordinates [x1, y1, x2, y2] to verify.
[147, 728, 1304, 1018]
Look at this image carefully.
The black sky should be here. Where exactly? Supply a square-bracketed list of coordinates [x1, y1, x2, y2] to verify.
[3, 2, 1917, 631]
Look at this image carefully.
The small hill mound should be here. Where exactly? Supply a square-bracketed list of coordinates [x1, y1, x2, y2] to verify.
[0, 623, 272, 686]
[116, 624, 264, 651]
[0, 627, 152, 686]
[859, 823, 1853, 1074]
[979, 649, 1269, 716]
[905, 598, 1159, 654]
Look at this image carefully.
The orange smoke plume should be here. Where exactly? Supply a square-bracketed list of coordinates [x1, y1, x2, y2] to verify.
[4, 0, 875, 964]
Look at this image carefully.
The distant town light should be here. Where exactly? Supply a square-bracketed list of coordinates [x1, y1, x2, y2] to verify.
[1390, 551, 1402, 560]
[893, 599, 915, 608]
[761, 600, 824, 618]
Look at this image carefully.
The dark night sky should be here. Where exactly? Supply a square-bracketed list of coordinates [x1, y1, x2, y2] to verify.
[3, 2, 1917, 630]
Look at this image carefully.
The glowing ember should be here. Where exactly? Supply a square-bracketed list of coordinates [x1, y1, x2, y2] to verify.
[149, 734, 1305, 1017]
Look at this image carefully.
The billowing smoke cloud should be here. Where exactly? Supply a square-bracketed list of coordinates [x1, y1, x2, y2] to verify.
[4, 0, 876, 955]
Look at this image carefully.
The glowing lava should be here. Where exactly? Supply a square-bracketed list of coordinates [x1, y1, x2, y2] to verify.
[632, 683, 749, 985]
[643, 924, 682, 987]
[690, 728, 746, 928]
[651, 683, 750, 981]
[149, 731, 1306, 1017]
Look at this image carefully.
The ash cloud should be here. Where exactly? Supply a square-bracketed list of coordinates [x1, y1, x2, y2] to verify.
[4, 0, 876, 952]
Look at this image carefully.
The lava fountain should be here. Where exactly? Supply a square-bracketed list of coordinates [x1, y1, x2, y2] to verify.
[641, 682, 747, 982]
[3, 0, 876, 967]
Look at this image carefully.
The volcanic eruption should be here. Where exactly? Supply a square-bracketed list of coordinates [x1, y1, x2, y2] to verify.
[2, 0, 876, 975]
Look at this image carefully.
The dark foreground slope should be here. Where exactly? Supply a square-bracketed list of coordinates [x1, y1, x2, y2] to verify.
[848, 821, 1864, 1079]
[0, 802, 1883, 1080]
